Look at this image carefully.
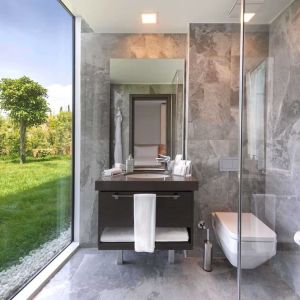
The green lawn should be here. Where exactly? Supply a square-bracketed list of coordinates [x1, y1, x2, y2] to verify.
[0, 156, 72, 271]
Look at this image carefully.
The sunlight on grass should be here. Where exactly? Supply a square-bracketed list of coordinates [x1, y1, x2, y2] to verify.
[0, 156, 72, 271]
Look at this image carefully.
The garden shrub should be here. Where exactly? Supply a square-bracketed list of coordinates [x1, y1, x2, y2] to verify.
[0, 111, 72, 160]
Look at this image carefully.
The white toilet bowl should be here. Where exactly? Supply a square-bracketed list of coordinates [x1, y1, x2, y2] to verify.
[212, 212, 277, 269]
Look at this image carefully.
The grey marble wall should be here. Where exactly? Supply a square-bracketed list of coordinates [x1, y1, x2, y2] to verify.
[188, 24, 240, 254]
[265, 0, 300, 295]
[187, 24, 269, 255]
[80, 33, 186, 245]
[266, 0, 300, 242]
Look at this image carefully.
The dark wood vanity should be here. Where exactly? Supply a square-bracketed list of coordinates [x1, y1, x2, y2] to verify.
[95, 174, 198, 251]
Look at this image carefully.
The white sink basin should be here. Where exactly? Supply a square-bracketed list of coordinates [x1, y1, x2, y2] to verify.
[126, 173, 170, 179]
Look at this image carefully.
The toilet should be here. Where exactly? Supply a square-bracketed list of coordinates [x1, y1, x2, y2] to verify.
[212, 212, 277, 269]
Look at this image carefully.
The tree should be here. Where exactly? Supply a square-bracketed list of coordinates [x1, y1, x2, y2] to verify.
[0, 76, 49, 163]
[0, 116, 19, 156]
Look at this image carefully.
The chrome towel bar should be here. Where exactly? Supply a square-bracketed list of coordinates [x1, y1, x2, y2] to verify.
[112, 194, 180, 200]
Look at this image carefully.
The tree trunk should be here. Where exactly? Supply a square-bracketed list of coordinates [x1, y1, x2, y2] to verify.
[20, 120, 26, 164]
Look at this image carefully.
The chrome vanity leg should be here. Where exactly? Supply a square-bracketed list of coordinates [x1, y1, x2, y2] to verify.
[117, 250, 124, 265]
[168, 250, 175, 264]
[183, 250, 187, 259]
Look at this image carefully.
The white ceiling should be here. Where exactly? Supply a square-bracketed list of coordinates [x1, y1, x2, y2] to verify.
[62, 0, 294, 33]
[110, 59, 184, 84]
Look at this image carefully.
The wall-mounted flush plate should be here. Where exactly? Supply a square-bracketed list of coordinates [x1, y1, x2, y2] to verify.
[219, 157, 239, 172]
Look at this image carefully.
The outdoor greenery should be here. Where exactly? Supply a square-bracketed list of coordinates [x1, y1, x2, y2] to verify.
[0, 76, 72, 272]
[0, 111, 72, 159]
[0, 157, 72, 271]
[0, 77, 49, 163]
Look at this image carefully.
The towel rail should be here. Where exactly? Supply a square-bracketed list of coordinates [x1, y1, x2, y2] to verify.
[112, 193, 180, 200]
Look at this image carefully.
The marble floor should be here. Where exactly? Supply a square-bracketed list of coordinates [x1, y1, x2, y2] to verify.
[34, 248, 300, 300]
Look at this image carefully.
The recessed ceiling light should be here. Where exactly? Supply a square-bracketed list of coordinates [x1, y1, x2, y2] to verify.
[141, 13, 157, 24]
[244, 13, 256, 23]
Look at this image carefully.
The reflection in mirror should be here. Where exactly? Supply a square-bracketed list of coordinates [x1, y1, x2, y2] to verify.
[110, 59, 185, 168]
[130, 95, 170, 168]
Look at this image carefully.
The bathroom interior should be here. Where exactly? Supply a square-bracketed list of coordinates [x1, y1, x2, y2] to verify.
[1, 0, 300, 299]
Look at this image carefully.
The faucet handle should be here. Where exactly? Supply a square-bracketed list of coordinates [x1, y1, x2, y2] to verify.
[158, 154, 171, 162]
[198, 220, 206, 230]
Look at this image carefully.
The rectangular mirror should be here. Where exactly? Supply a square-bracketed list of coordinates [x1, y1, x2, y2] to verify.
[109, 58, 185, 168]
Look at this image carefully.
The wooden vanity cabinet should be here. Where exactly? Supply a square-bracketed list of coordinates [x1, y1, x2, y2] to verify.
[95, 176, 198, 251]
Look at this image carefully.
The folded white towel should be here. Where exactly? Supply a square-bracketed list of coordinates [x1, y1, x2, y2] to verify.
[103, 167, 122, 177]
[175, 154, 183, 163]
[173, 160, 187, 176]
[134, 194, 156, 253]
[155, 227, 189, 242]
[101, 227, 134, 242]
[100, 227, 189, 243]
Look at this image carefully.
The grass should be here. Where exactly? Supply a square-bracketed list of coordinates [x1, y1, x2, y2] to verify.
[0, 156, 72, 272]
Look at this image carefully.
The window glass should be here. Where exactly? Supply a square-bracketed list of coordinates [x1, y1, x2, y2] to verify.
[0, 1, 74, 299]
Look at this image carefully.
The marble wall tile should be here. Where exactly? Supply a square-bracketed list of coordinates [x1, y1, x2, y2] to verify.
[80, 33, 186, 245]
[188, 24, 240, 255]
[266, 0, 300, 240]
[188, 24, 270, 256]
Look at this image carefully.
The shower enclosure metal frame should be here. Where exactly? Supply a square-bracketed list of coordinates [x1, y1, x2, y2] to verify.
[237, 0, 245, 299]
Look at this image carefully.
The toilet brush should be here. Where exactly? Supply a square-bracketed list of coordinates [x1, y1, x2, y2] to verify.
[198, 221, 213, 272]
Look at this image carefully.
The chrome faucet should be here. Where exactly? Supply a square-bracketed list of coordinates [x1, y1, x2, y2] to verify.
[156, 155, 171, 172]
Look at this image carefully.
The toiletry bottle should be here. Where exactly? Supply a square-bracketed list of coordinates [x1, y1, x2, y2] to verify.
[126, 154, 134, 173]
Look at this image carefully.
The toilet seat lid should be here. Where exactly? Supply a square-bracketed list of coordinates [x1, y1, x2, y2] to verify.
[214, 212, 277, 242]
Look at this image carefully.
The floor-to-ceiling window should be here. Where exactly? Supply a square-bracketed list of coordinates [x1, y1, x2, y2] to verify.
[0, 1, 74, 299]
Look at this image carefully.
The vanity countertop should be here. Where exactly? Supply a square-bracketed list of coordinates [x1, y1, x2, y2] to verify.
[95, 174, 198, 192]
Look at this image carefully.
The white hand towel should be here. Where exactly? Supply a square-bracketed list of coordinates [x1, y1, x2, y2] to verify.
[134, 194, 156, 253]
[103, 167, 122, 177]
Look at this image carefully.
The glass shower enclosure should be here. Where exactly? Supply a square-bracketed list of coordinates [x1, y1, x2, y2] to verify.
[238, 0, 300, 298]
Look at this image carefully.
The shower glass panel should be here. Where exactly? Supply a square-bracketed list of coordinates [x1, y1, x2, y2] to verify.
[240, 0, 300, 298]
